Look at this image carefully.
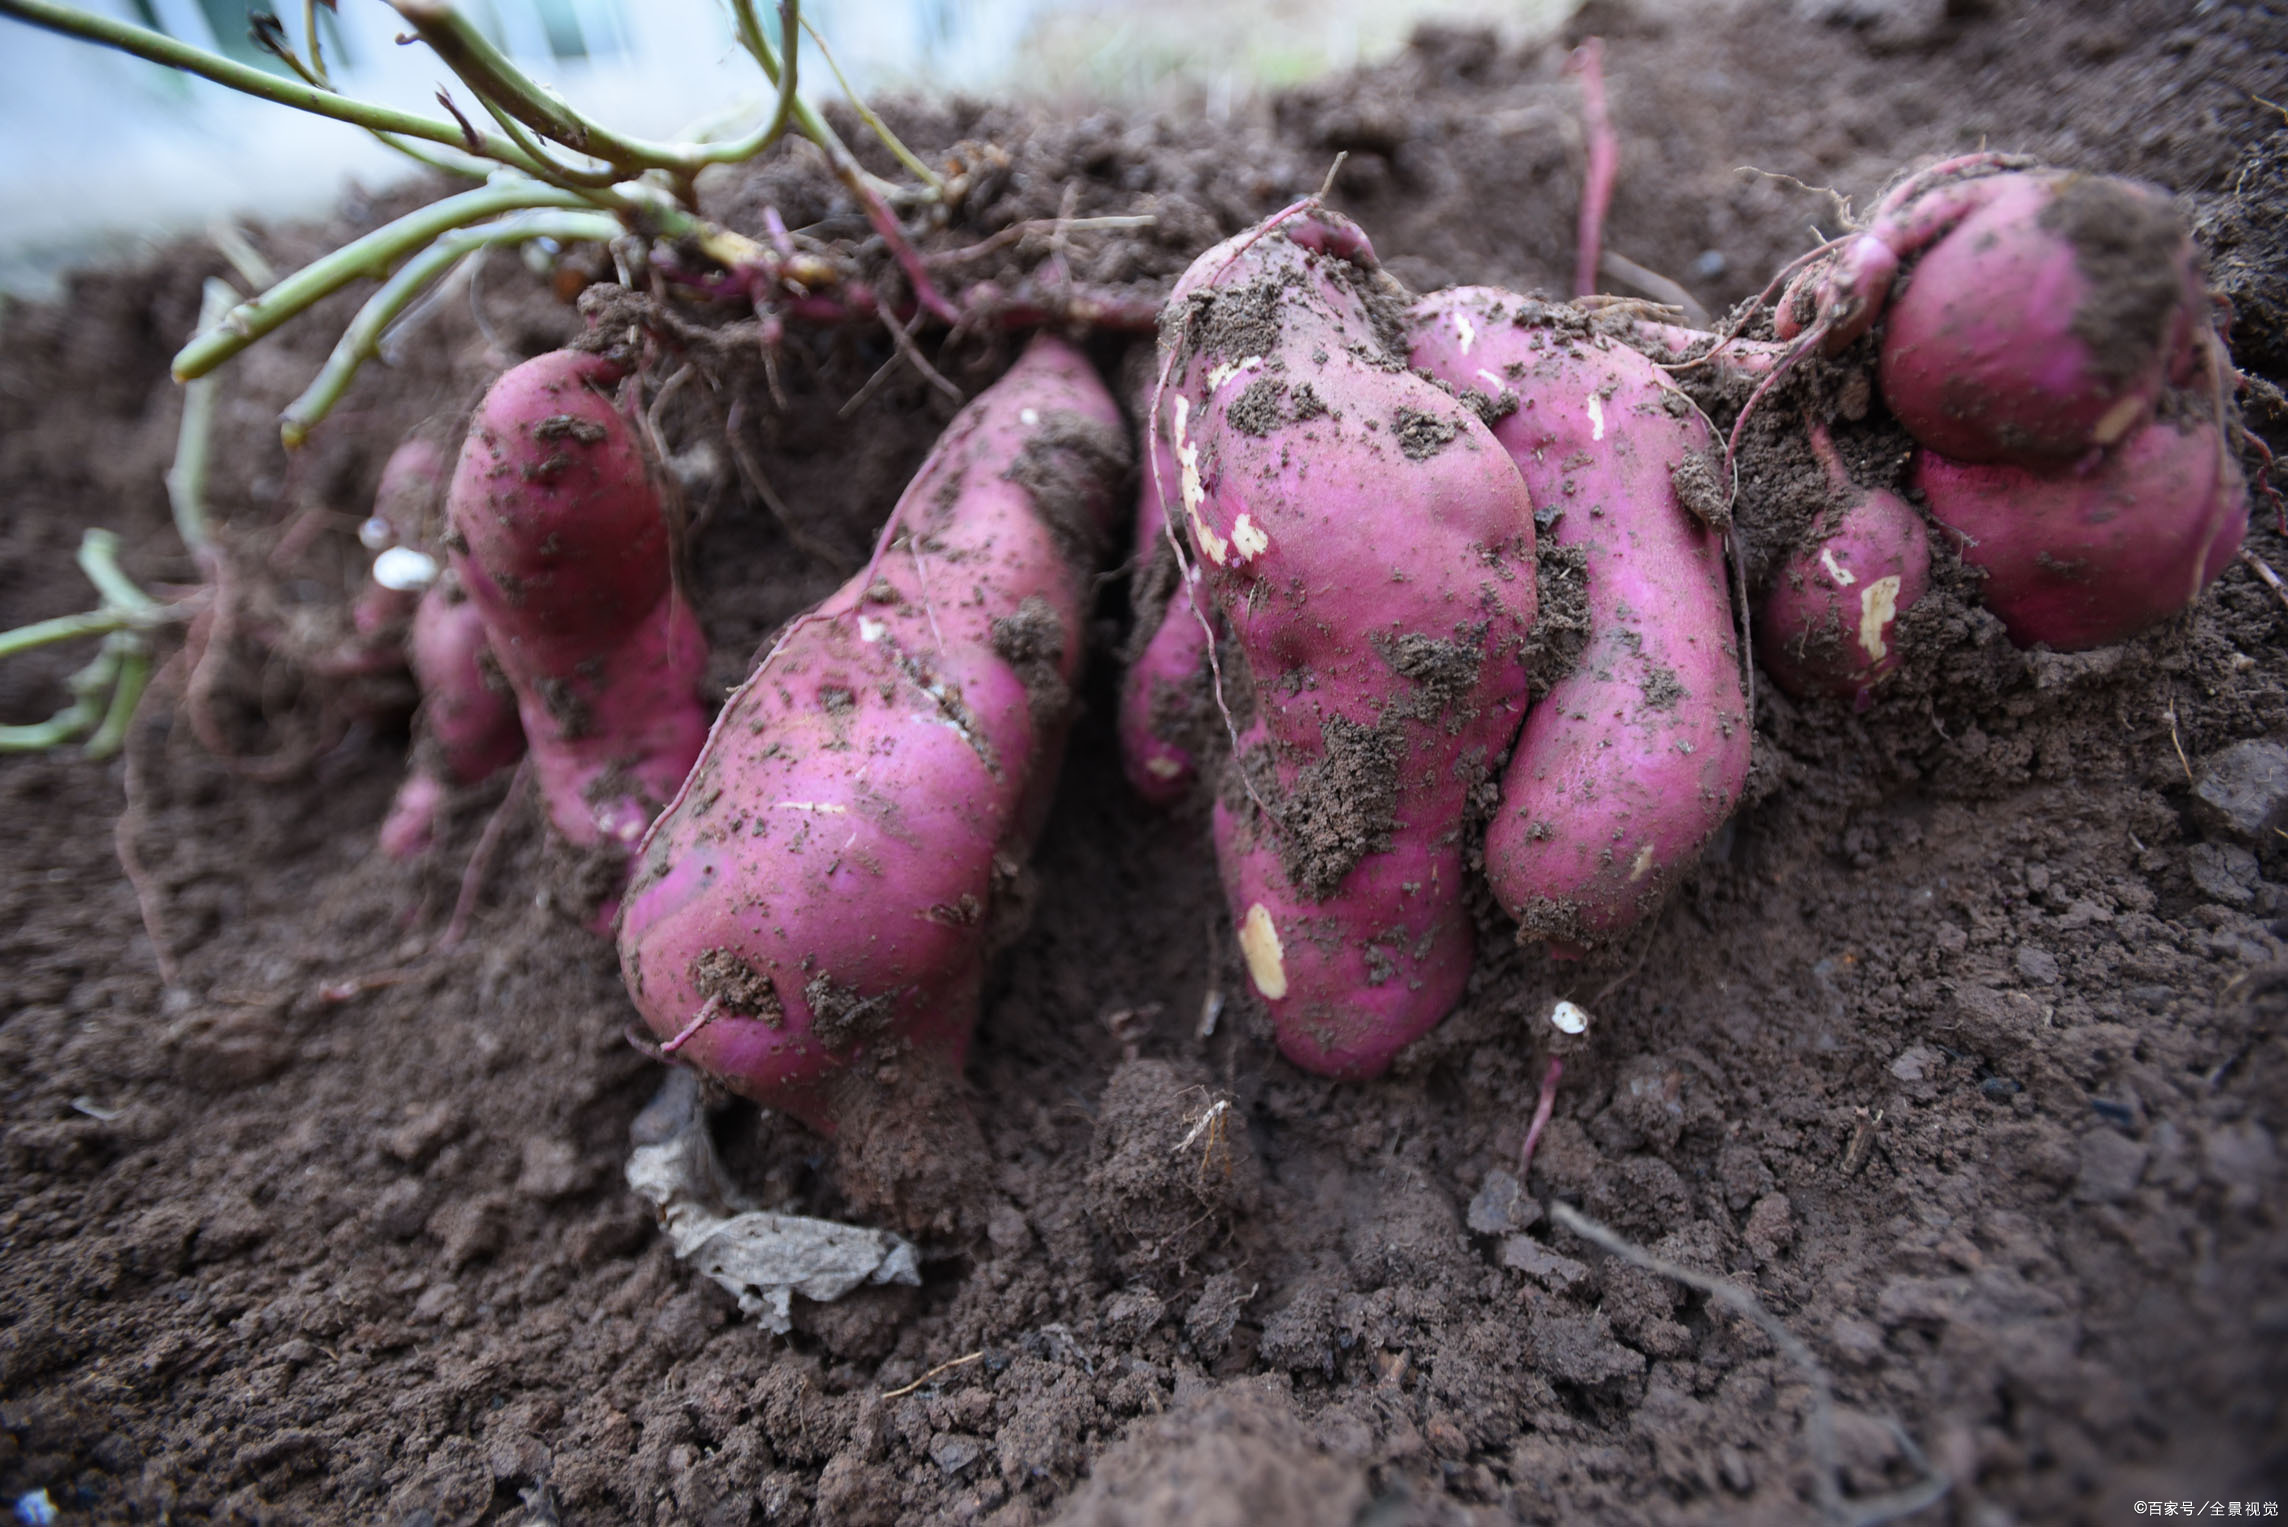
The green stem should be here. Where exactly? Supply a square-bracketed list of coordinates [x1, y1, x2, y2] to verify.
[797, 11, 942, 194]
[167, 279, 234, 555]
[0, 646, 110, 750]
[281, 210, 625, 446]
[729, 0, 881, 186]
[83, 639, 152, 759]
[390, 1, 742, 177]
[0, 607, 133, 662]
[696, 0, 802, 165]
[470, 89, 629, 191]
[171, 180, 594, 381]
[0, 0, 549, 174]
[77, 530, 161, 619]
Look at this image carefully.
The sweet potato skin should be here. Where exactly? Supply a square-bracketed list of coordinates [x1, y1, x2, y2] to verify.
[617, 335, 1128, 1135]
[1914, 414, 2246, 651]
[1118, 429, 1215, 806]
[1876, 172, 2203, 466]
[1759, 487, 1932, 702]
[377, 578, 526, 860]
[1408, 287, 1750, 952]
[446, 350, 708, 851]
[1165, 217, 1536, 1076]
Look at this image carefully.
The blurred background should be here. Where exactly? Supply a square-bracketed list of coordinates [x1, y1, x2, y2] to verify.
[0, 0, 1573, 297]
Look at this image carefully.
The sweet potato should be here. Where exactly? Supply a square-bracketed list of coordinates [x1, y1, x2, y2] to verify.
[1757, 420, 1932, 704]
[1913, 413, 2246, 650]
[1407, 288, 1750, 953]
[351, 436, 449, 641]
[377, 576, 527, 859]
[615, 335, 1127, 1224]
[445, 350, 709, 861]
[1162, 213, 1537, 1077]
[1118, 424, 1216, 806]
[1874, 170, 2205, 466]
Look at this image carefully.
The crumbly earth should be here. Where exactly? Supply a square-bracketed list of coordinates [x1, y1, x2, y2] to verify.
[3, 1, 2287, 1523]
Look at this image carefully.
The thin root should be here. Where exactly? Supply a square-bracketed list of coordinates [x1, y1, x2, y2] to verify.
[438, 759, 528, 952]
[882, 1351, 985, 1400]
[2240, 549, 2288, 618]
[1518, 1055, 1564, 1181]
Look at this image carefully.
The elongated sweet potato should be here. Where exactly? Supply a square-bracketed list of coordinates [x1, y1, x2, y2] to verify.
[1758, 420, 1931, 704]
[1914, 412, 2246, 650]
[616, 335, 1128, 1228]
[1407, 287, 1749, 953]
[1163, 212, 1536, 1076]
[446, 350, 709, 863]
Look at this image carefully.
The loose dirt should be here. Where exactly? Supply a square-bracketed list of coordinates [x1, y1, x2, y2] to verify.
[3, 1, 2285, 1522]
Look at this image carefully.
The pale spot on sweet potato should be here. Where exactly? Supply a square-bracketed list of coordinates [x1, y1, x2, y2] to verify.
[2092, 392, 2145, 445]
[1172, 396, 1230, 565]
[772, 800, 849, 814]
[1627, 842, 1656, 882]
[1587, 394, 1605, 442]
[1146, 755, 1184, 780]
[858, 616, 887, 643]
[1858, 575, 1903, 661]
[1239, 903, 1288, 1000]
[1232, 513, 1269, 561]
[1452, 308, 1478, 354]
[1020, 407, 1040, 427]
[1206, 355, 1264, 393]
[1819, 547, 1857, 587]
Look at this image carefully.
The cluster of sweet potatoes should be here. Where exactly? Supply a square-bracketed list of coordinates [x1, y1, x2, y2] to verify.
[357, 153, 2251, 1223]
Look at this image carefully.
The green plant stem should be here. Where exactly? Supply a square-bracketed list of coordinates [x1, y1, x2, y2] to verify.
[301, 0, 327, 85]
[390, 0, 774, 176]
[281, 210, 624, 446]
[0, 0, 549, 175]
[76, 531, 161, 620]
[83, 639, 151, 758]
[700, 0, 802, 164]
[470, 90, 629, 191]
[172, 180, 595, 381]
[166, 279, 234, 555]
[0, 644, 114, 751]
[0, 607, 133, 662]
[796, 13, 941, 194]
[728, 0, 894, 195]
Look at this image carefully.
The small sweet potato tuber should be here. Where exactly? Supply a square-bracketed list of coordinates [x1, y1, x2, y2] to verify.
[1914, 412, 2246, 651]
[1163, 213, 1536, 1076]
[1757, 419, 1931, 704]
[445, 349, 709, 863]
[1407, 288, 1749, 953]
[616, 335, 1128, 1227]
[1118, 424, 1216, 806]
[377, 576, 526, 860]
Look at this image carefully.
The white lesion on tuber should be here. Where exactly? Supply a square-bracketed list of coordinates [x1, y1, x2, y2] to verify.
[1239, 902, 1288, 999]
[1857, 575, 1902, 661]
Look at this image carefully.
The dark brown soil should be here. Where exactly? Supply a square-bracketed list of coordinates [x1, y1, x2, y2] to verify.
[5, 2, 2288, 1524]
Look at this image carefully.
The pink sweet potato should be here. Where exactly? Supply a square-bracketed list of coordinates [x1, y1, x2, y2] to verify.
[1118, 423, 1216, 806]
[1407, 287, 1750, 953]
[351, 435, 449, 640]
[1162, 213, 1536, 1077]
[1873, 170, 2206, 466]
[446, 350, 709, 857]
[1757, 420, 1932, 704]
[1913, 413, 2247, 651]
[377, 576, 527, 860]
[615, 335, 1127, 1220]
